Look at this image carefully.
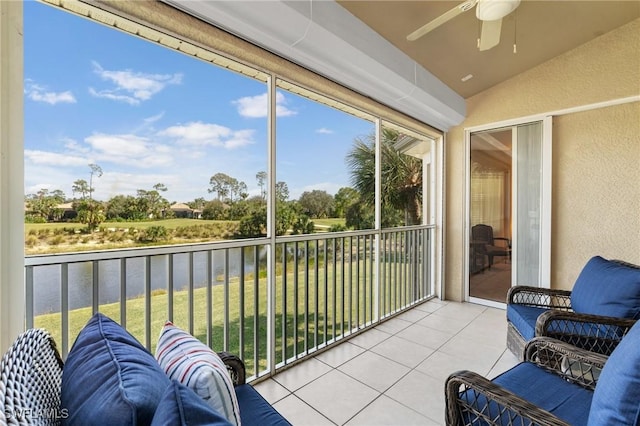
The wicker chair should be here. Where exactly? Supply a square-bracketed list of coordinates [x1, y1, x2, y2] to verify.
[506, 256, 640, 359]
[471, 224, 511, 269]
[0, 329, 64, 426]
[446, 314, 640, 426]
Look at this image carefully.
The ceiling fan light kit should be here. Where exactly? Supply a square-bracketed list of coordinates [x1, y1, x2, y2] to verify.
[476, 0, 520, 21]
[407, 0, 521, 52]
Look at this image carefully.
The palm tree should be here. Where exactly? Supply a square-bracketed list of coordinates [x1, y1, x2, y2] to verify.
[346, 128, 422, 226]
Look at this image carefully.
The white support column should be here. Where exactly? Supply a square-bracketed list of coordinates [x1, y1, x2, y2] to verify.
[0, 0, 25, 353]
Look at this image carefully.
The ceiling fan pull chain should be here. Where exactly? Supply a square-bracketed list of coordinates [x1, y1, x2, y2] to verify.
[513, 9, 518, 53]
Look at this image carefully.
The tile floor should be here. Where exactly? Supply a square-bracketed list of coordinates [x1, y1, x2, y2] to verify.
[253, 299, 520, 425]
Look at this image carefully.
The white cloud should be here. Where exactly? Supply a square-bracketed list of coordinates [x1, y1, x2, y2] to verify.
[233, 92, 297, 118]
[84, 133, 174, 168]
[25, 150, 88, 167]
[90, 61, 182, 105]
[24, 81, 76, 105]
[316, 128, 333, 134]
[158, 122, 255, 149]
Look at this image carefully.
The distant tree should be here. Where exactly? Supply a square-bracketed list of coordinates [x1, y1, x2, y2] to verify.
[256, 171, 267, 199]
[26, 188, 66, 222]
[346, 128, 422, 226]
[334, 187, 359, 218]
[106, 194, 140, 220]
[208, 173, 234, 201]
[298, 190, 335, 218]
[72, 179, 91, 200]
[189, 197, 206, 210]
[226, 179, 249, 202]
[73, 163, 104, 231]
[275, 181, 289, 202]
[135, 183, 170, 219]
[202, 199, 227, 220]
[292, 214, 315, 235]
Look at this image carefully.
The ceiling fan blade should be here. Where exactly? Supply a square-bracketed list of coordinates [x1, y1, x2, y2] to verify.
[407, 0, 478, 41]
[478, 18, 502, 51]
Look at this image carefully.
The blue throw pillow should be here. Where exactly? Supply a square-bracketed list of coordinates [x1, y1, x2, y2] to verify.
[588, 320, 640, 425]
[61, 313, 171, 425]
[571, 256, 640, 318]
[151, 381, 233, 426]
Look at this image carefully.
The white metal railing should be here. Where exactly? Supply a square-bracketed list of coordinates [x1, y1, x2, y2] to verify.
[25, 226, 434, 381]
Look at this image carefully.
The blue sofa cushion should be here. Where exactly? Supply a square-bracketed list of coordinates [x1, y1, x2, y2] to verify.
[462, 362, 593, 425]
[235, 384, 292, 426]
[61, 313, 171, 425]
[151, 381, 232, 426]
[506, 305, 549, 340]
[588, 320, 640, 425]
[571, 256, 640, 318]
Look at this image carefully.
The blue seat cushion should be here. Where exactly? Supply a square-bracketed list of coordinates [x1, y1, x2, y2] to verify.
[61, 313, 171, 425]
[235, 384, 292, 426]
[507, 305, 549, 340]
[571, 256, 640, 318]
[151, 381, 232, 426]
[588, 320, 640, 425]
[462, 363, 593, 426]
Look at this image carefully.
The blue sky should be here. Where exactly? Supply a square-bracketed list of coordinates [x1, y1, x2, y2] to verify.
[24, 1, 374, 203]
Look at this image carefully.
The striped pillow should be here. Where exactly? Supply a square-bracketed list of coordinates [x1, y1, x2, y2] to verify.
[156, 322, 241, 426]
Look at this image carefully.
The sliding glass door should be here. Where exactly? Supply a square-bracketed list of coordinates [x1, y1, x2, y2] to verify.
[467, 118, 551, 305]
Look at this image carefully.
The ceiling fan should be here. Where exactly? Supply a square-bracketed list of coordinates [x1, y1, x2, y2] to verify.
[407, 0, 521, 51]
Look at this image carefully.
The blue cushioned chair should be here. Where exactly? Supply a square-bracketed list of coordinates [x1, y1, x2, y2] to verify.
[445, 319, 640, 426]
[506, 256, 640, 359]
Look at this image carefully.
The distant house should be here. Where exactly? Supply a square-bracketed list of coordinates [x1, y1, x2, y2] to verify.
[169, 203, 202, 219]
[56, 202, 77, 221]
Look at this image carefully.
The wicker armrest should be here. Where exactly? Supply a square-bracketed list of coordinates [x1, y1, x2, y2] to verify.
[445, 369, 570, 426]
[507, 286, 572, 310]
[535, 310, 636, 355]
[217, 351, 246, 385]
[524, 337, 608, 390]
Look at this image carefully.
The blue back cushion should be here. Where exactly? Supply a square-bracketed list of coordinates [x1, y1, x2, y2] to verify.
[571, 256, 640, 318]
[61, 313, 171, 425]
[151, 381, 232, 426]
[588, 320, 640, 425]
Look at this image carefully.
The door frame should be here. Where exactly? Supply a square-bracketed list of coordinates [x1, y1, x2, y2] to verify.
[464, 115, 552, 307]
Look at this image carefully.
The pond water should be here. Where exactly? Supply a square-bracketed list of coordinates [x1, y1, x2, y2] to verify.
[32, 247, 260, 316]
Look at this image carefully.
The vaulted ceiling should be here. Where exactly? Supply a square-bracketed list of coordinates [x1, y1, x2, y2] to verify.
[337, 1, 640, 98]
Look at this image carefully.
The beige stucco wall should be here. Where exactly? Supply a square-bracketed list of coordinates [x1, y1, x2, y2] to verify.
[445, 18, 640, 300]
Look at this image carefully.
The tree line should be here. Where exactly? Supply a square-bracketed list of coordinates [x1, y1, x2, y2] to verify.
[25, 129, 424, 238]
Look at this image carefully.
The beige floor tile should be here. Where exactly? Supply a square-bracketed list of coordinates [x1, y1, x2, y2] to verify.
[370, 335, 435, 368]
[394, 308, 430, 323]
[415, 350, 498, 383]
[375, 317, 412, 334]
[348, 328, 391, 349]
[295, 369, 380, 425]
[338, 350, 410, 392]
[417, 313, 471, 335]
[431, 302, 487, 322]
[395, 323, 454, 349]
[314, 342, 366, 368]
[252, 378, 291, 405]
[273, 357, 333, 392]
[345, 395, 438, 425]
[386, 369, 446, 424]
[272, 395, 335, 426]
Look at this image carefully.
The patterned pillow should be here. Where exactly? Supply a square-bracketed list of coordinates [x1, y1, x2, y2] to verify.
[156, 322, 241, 426]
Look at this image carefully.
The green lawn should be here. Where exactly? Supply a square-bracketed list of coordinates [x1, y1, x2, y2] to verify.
[25, 218, 234, 232]
[33, 258, 397, 376]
